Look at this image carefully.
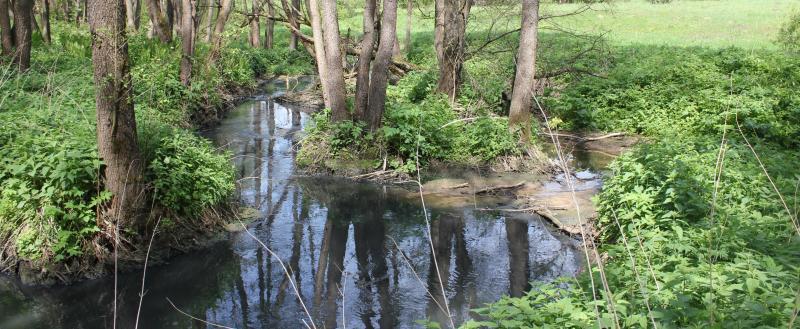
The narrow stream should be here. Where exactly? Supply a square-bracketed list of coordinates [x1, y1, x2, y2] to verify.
[0, 79, 585, 329]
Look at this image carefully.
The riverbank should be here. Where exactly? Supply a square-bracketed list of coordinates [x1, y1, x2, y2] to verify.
[0, 25, 314, 285]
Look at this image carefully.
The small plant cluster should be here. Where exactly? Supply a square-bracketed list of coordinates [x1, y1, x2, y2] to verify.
[298, 71, 524, 173]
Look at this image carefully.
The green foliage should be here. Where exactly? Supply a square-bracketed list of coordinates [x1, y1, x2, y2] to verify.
[547, 46, 800, 147]
[777, 11, 800, 52]
[149, 133, 235, 215]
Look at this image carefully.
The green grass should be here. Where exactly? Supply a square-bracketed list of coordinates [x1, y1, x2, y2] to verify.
[542, 0, 799, 49]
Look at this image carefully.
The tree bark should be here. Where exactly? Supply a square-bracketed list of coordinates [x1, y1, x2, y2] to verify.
[146, 0, 172, 42]
[209, 0, 232, 61]
[306, 0, 329, 106]
[319, 0, 347, 121]
[249, 0, 260, 47]
[366, 0, 397, 131]
[507, 0, 539, 143]
[125, 0, 139, 30]
[165, 0, 175, 36]
[204, 0, 213, 42]
[289, 0, 299, 49]
[87, 0, 146, 229]
[264, 0, 273, 48]
[0, 0, 13, 56]
[353, 0, 376, 121]
[41, 0, 51, 44]
[13, 0, 34, 71]
[404, 0, 411, 53]
[179, 0, 195, 85]
[434, 0, 471, 101]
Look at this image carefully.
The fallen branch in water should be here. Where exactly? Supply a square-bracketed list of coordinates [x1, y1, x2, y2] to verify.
[166, 297, 236, 329]
[476, 206, 567, 212]
[538, 132, 626, 143]
[474, 182, 525, 194]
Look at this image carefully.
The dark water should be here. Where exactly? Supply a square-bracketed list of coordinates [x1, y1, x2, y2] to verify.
[0, 79, 583, 329]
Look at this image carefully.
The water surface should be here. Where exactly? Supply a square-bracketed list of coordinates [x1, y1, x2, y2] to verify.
[0, 80, 583, 329]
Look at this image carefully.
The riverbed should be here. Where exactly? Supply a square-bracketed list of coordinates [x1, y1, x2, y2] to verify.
[0, 79, 595, 329]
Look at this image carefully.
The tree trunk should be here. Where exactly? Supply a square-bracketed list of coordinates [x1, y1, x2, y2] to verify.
[319, 0, 347, 121]
[434, 0, 471, 101]
[507, 0, 539, 143]
[306, 0, 329, 106]
[366, 0, 397, 131]
[13, 0, 34, 71]
[166, 0, 175, 36]
[353, 0, 376, 121]
[209, 0, 232, 61]
[249, 0, 260, 47]
[288, 0, 299, 49]
[204, 0, 213, 42]
[146, 0, 172, 42]
[179, 0, 195, 85]
[264, 0, 273, 48]
[0, 0, 13, 56]
[404, 0, 411, 53]
[87, 0, 146, 230]
[125, 0, 138, 30]
[41, 0, 51, 43]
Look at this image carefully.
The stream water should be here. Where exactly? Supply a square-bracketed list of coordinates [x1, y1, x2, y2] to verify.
[0, 79, 587, 329]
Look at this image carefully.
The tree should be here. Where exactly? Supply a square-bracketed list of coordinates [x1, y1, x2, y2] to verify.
[179, 0, 196, 85]
[146, 0, 172, 42]
[306, 0, 329, 105]
[13, 0, 34, 71]
[365, 0, 397, 130]
[41, 0, 52, 44]
[289, 0, 299, 49]
[405, 0, 411, 53]
[353, 0, 376, 121]
[0, 0, 13, 56]
[209, 0, 232, 61]
[507, 0, 539, 142]
[249, 0, 260, 47]
[87, 0, 146, 229]
[319, 0, 347, 121]
[434, 0, 472, 101]
[204, 0, 213, 42]
[125, 0, 141, 30]
[264, 0, 274, 48]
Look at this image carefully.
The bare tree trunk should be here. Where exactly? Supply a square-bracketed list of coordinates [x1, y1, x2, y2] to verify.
[179, 0, 195, 85]
[87, 0, 146, 230]
[40, 0, 51, 43]
[249, 0, 260, 47]
[404, 0, 411, 53]
[74, 0, 81, 25]
[14, 0, 34, 71]
[288, 0, 299, 49]
[125, 0, 138, 30]
[146, 0, 172, 42]
[0, 0, 13, 56]
[365, 0, 396, 130]
[319, 0, 347, 121]
[204, 0, 213, 42]
[264, 0, 273, 48]
[508, 0, 538, 142]
[166, 0, 176, 37]
[434, 0, 471, 101]
[306, 0, 329, 106]
[209, 0, 232, 61]
[353, 0, 376, 121]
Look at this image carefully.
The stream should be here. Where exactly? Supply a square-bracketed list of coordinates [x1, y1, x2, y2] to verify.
[0, 78, 600, 329]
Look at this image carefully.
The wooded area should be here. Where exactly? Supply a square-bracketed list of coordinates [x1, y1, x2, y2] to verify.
[0, 0, 799, 328]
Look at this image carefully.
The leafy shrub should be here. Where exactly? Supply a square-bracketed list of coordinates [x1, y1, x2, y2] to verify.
[777, 11, 800, 52]
[149, 132, 235, 215]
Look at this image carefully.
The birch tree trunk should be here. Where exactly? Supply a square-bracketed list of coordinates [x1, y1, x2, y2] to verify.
[306, 0, 329, 106]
